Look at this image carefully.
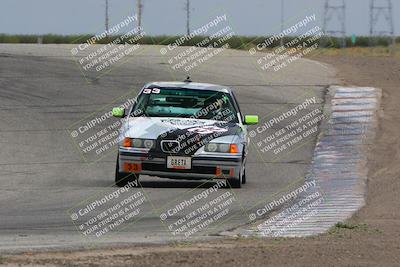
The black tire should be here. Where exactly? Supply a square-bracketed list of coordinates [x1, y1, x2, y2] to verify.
[228, 177, 242, 188]
[241, 151, 247, 184]
[115, 156, 139, 187]
[227, 166, 243, 188]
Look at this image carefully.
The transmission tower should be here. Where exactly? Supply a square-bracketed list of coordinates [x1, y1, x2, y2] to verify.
[323, 0, 346, 48]
[105, 0, 109, 35]
[137, 0, 143, 34]
[369, 0, 395, 49]
[185, 0, 191, 35]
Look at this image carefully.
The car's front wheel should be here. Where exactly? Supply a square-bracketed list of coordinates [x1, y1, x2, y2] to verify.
[227, 164, 245, 188]
[115, 156, 139, 187]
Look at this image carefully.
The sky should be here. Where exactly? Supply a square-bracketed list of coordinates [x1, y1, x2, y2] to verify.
[0, 0, 398, 36]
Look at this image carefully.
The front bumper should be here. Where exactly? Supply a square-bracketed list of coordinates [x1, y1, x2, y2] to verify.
[118, 149, 242, 180]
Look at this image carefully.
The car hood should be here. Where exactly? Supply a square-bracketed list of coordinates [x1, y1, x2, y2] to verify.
[122, 117, 241, 155]
[124, 117, 238, 138]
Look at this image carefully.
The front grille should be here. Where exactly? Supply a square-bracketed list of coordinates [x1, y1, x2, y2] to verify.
[142, 163, 216, 174]
[161, 140, 180, 153]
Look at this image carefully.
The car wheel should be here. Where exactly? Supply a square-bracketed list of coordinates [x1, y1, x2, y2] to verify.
[115, 156, 139, 187]
[227, 166, 243, 188]
[242, 152, 247, 184]
[228, 175, 242, 188]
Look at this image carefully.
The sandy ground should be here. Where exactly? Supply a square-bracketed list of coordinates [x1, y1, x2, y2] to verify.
[1, 55, 399, 266]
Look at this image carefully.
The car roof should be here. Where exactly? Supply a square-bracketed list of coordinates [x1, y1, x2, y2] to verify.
[144, 81, 231, 93]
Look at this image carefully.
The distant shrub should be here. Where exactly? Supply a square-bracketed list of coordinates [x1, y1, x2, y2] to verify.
[0, 34, 397, 49]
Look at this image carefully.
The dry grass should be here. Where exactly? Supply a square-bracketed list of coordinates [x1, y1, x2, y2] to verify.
[315, 45, 400, 58]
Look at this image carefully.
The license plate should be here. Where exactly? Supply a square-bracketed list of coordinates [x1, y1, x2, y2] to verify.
[167, 156, 191, 170]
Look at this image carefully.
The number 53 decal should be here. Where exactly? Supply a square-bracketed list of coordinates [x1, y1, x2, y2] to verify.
[143, 88, 161, 94]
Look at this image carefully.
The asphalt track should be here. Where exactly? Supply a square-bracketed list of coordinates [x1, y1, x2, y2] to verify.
[0, 44, 338, 251]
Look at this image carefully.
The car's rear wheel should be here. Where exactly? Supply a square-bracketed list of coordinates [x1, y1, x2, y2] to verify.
[115, 156, 139, 187]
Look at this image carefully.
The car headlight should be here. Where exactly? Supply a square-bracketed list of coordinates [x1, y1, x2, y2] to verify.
[123, 138, 155, 149]
[132, 139, 143, 148]
[144, 139, 155, 149]
[218, 144, 231, 153]
[205, 143, 239, 154]
[206, 143, 218, 152]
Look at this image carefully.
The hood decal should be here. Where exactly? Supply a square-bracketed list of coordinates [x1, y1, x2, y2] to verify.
[124, 117, 240, 155]
[151, 121, 240, 156]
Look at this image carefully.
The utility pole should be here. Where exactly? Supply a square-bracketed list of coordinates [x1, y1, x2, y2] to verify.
[137, 0, 143, 34]
[280, 0, 284, 46]
[105, 0, 109, 36]
[185, 0, 190, 35]
[370, 0, 395, 54]
[323, 0, 346, 48]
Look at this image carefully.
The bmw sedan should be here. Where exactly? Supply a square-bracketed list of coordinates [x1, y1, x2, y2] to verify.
[112, 81, 258, 188]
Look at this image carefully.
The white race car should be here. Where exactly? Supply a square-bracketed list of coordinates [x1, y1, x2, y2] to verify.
[112, 81, 258, 188]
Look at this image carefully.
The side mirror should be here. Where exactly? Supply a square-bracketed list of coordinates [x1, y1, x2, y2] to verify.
[244, 115, 259, 125]
[112, 107, 126, 118]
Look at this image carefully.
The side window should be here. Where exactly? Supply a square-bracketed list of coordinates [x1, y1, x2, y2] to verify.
[231, 92, 244, 123]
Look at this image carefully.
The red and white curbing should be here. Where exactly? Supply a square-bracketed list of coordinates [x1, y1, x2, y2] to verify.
[241, 86, 381, 237]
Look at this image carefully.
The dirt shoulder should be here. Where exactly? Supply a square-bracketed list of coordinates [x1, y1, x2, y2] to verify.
[1, 55, 400, 266]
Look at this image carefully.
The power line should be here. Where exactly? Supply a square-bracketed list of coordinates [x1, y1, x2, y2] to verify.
[323, 0, 346, 48]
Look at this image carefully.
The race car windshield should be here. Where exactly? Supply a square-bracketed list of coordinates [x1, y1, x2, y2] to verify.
[131, 88, 239, 123]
